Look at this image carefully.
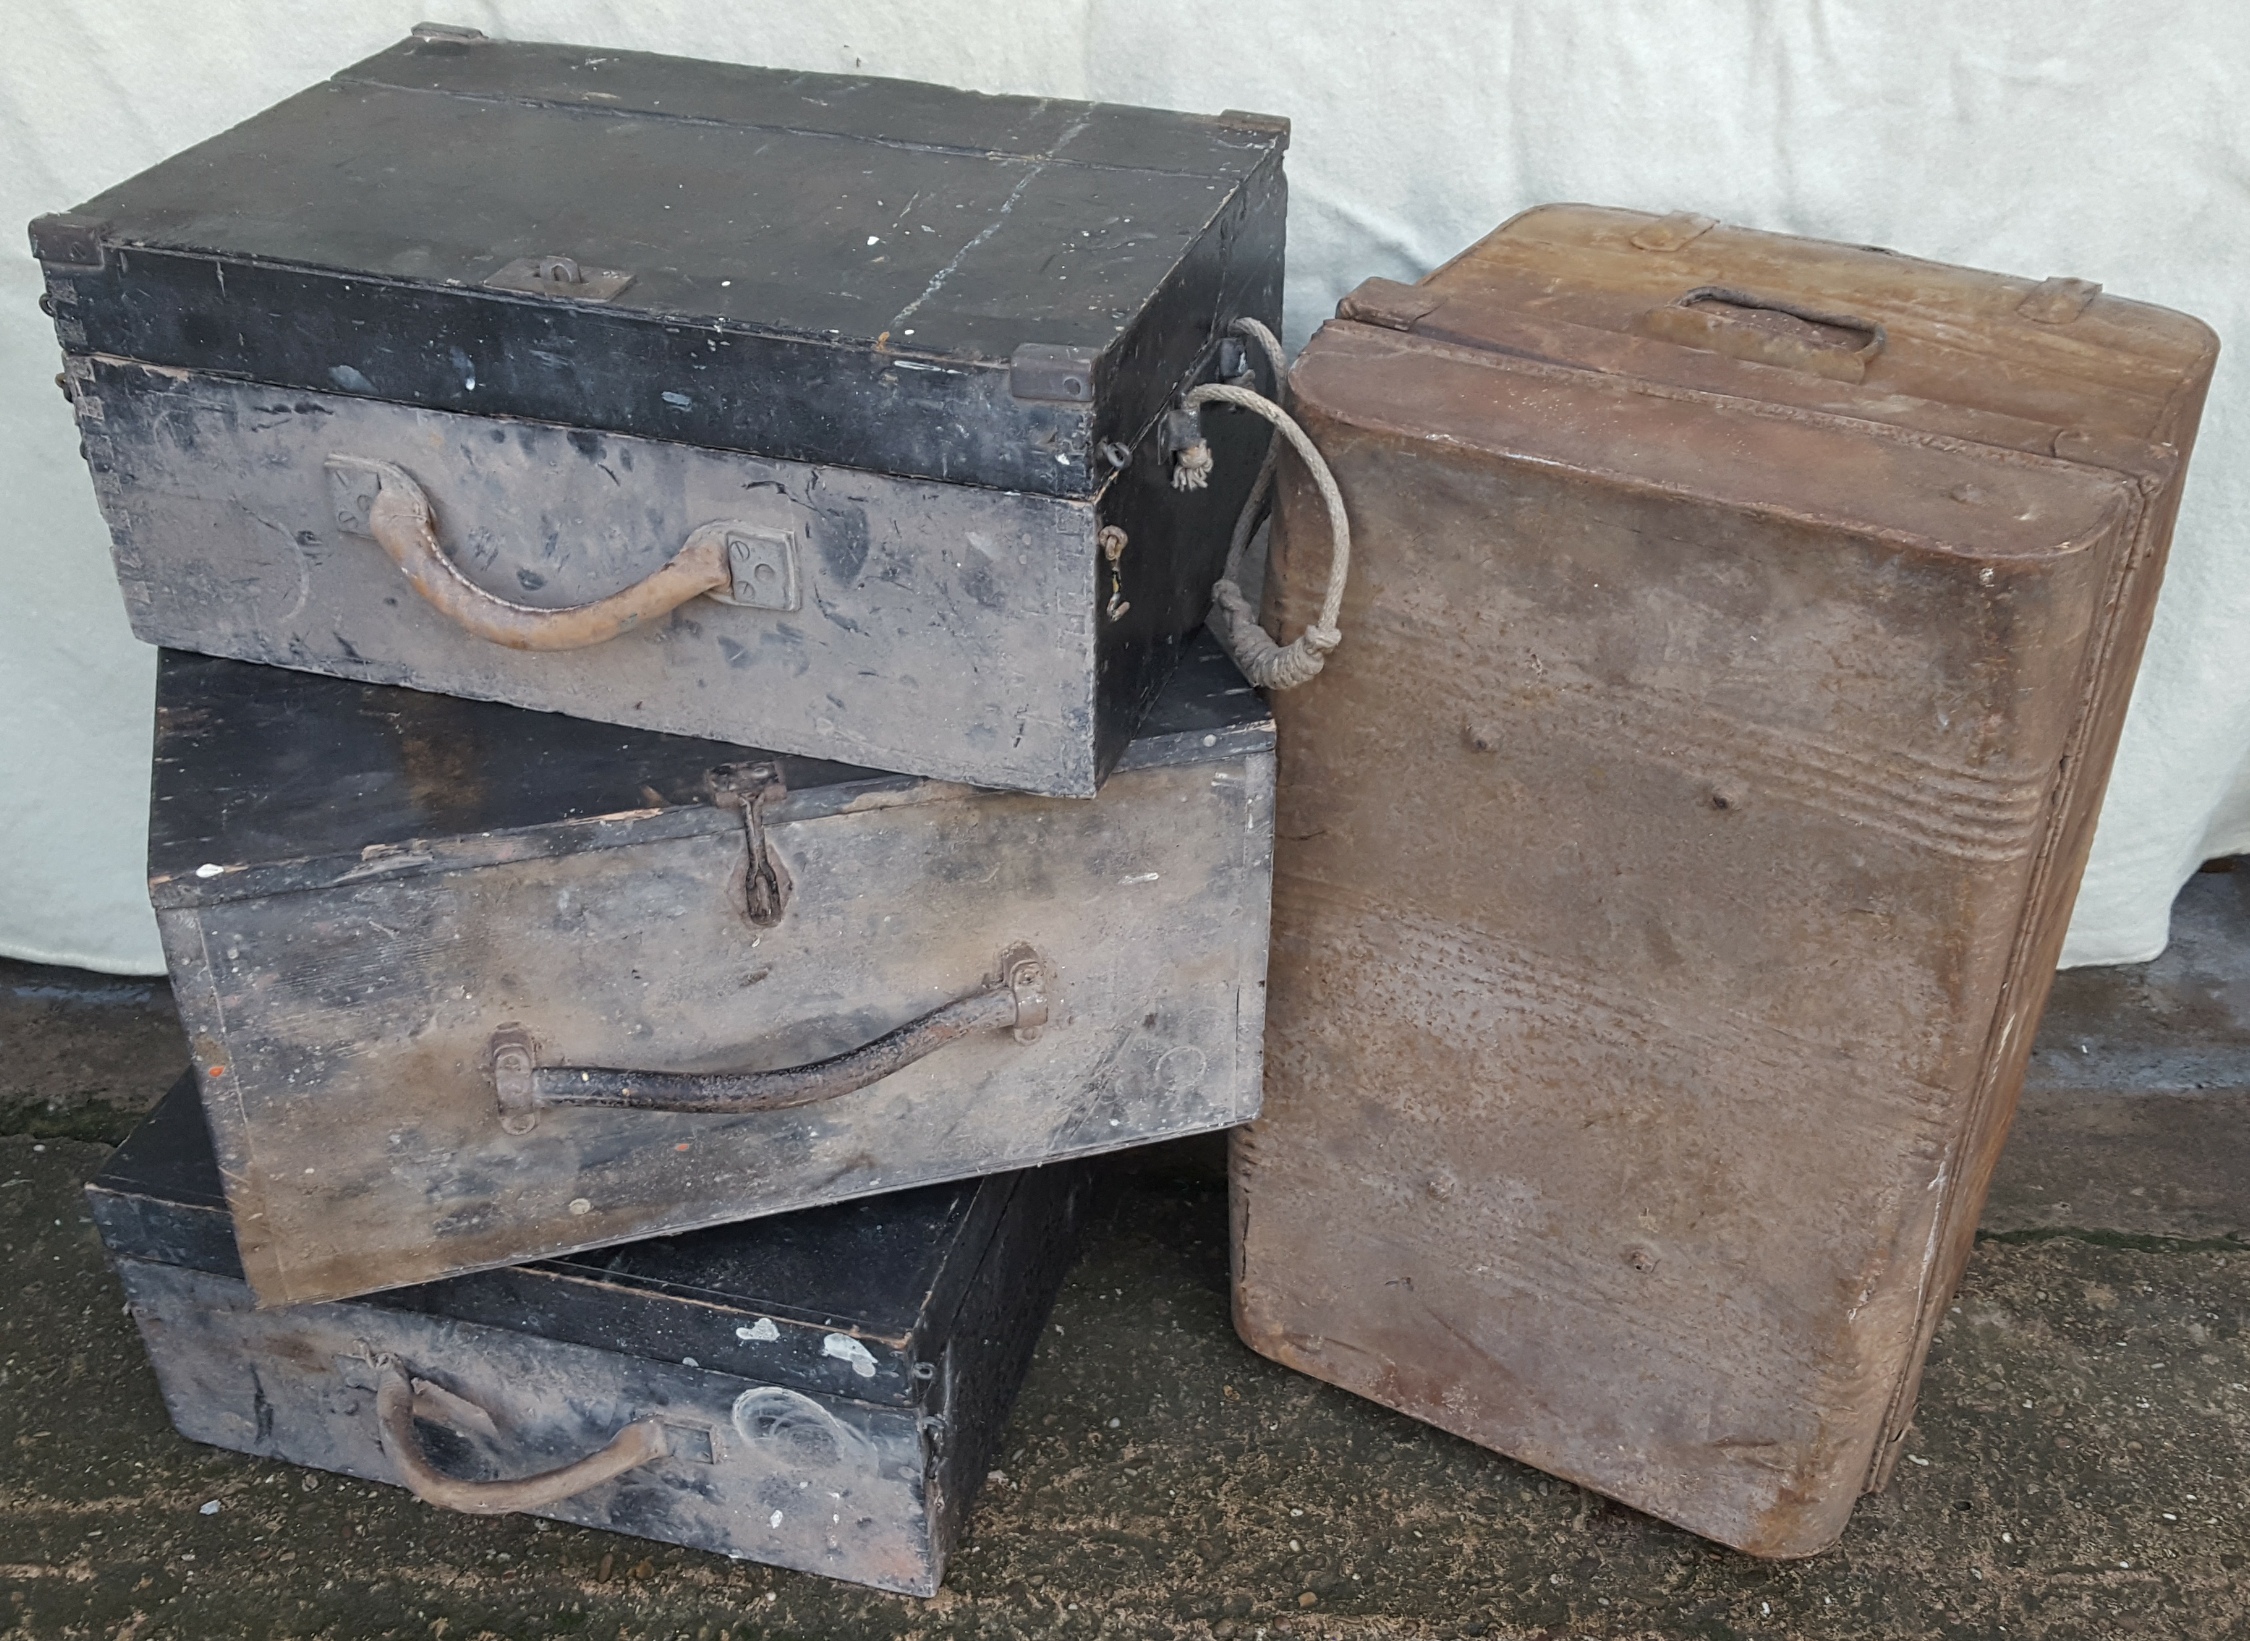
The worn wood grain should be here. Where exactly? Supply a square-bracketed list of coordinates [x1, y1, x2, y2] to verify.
[37, 29, 1289, 795]
[1235, 204, 2217, 1559]
[154, 642, 1273, 1307]
[89, 1081, 1092, 1595]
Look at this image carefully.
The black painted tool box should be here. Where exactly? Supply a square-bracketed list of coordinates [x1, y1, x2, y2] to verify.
[33, 23, 1288, 796]
[148, 632, 1271, 1308]
[89, 1073, 1089, 1595]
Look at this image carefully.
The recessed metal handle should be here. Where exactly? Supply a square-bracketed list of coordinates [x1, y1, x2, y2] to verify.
[374, 1358, 666, 1515]
[1635, 286, 1887, 383]
[325, 455, 800, 652]
[492, 946, 1050, 1125]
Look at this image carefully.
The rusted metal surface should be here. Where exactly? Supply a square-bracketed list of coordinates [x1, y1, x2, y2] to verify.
[508, 946, 1048, 1117]
[1235, 205, 2217, 1558]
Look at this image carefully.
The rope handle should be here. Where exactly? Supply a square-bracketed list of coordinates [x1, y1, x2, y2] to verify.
[375, 1359, 667, 1515]
[1170, 319, 1351, 690]
[325, 456, 755, 653]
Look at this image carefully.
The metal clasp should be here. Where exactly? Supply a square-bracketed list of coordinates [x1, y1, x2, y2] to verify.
[708, 762, 791, 928]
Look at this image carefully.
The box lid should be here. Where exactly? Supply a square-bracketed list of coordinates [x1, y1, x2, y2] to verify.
[146, 628, 1272, 909]
[1336, 204, 2215, 458]
[32, 26, 1288, 499]
[89, 1073, 1070, 1407]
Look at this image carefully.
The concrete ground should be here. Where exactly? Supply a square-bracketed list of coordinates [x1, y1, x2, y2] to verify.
[2, 867, 2246, 1640]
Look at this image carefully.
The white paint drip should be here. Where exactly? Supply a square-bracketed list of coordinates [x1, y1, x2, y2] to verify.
[738, 1317, 781, 1343]
[822, 1332, 878, 1378]
[1122, 872, 1160, 885]
[769, 1509, 784, 1529]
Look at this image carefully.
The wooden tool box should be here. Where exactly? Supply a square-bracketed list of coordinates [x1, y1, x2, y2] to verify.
[90, 1073, 1090, 1595]
[152, 632, 1271, 1308]
[1236, 204, 2217, 1555]
[34, 24, 1288, 796]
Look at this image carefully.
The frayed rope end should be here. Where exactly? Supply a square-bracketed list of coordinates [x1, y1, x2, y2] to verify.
[1171, 441, 1213, 491]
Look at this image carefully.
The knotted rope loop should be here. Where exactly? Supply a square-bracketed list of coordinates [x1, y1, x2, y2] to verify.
[1178, 386, 1351, 690]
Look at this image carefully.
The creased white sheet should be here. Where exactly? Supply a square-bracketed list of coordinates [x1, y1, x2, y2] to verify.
[2, 1, 2244, 973]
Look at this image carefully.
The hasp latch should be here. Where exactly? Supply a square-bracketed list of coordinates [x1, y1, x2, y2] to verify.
[707, 761, 791, 928]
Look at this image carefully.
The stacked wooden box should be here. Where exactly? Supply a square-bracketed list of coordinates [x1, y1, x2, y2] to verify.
[42, 22, 2224, 1588]
[38, 24, 1285, 1595]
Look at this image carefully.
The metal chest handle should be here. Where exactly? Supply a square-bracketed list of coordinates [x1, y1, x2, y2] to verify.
[490, 946, 1049, 1125]
[324, 455, 769, 652]
[375, 1359, 667, 1515]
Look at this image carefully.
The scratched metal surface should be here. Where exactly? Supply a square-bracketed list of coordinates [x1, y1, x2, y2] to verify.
[150, 641, 1273, 1308]
[35, 30, 1289, 795]
[1235, 206, 2217, 1557]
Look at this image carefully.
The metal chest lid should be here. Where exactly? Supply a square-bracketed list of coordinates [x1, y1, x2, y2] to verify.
[1337, 204, 2216, 457]
[89, 1073, 1050, 1407]
[146, 628, 1273, 909]
[32, 25, 1289, 499]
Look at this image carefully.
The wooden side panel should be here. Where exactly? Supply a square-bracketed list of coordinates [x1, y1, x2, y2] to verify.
[922, 1161, 1095, 1556]
[1234, 329, 2135, 1556]
[116, 1259, 944, 1594]
[85, 362, 1103, 796]
[182, 750, 1272, 1306]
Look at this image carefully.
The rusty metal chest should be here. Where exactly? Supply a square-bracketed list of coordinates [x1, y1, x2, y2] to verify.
[33, 25, 1287, 796]
[1234, 206, 2216, 1555]
[92, 1074, 1089, 1594]
[152, 632, 1271, 1308]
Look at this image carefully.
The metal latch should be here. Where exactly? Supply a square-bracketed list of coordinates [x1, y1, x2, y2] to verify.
[708, 762, 791, 928]
[486, 255, 636, 303]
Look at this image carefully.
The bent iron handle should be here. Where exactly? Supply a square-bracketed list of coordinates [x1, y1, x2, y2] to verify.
[375, 1359, 666, 1515]
[492, 947, 1049, 1125]
[326, 455, 731, 651]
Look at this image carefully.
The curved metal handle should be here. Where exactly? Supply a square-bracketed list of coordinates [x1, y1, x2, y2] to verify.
[493, 947, 1049, 1123]
[325, 455, 735, 651]
[1635, 286, 1887, 383]
[375, 1359, 666, 1515]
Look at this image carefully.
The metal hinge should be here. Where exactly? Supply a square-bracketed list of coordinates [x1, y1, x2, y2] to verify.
[1214, 109, 1291, 148]
[485, 255, 636, 304]
[1337, 277, 1442, 332]
[2017, 276, 2102, 325]
[707, 762, 791, 928]
[1630, 211, 1718, 253]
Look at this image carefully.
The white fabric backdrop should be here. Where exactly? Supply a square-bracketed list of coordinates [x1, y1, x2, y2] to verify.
[3, 1, 2246, 973]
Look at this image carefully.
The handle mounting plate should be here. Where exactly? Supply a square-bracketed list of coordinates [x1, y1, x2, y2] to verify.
[699, 524, 803, 612]
[485, 255, 635, 303]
